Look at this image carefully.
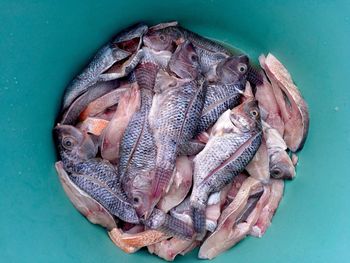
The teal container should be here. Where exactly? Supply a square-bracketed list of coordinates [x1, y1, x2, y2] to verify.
[1, 1, 349, 262]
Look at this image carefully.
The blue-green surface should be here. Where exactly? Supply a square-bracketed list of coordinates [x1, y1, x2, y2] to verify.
[1, 1, 349, 262]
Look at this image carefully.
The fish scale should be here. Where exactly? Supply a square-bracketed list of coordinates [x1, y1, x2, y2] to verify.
[69, 170, 139, 224]
[197, 83, 242, 133]
[151, 77, 206, 197]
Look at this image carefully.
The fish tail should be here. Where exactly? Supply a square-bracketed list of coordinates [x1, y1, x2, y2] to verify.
[191, 204, 206, 235]
[145, 209, 194, 240]
[247, 66, 263, 86]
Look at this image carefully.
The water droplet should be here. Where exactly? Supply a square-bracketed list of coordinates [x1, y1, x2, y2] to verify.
[334, 106, 339, 111]
[18, 171, 22, 175]
[4, 86, 9, 90]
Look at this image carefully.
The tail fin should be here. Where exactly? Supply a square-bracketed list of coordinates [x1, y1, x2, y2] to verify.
[144, 209, 194, 240]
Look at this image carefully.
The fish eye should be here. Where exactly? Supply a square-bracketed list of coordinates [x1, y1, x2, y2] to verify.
[62, 136, 75, 150]
[168, 80, 177, 88]
[237, 63, 247, 73]
[250, 109, 259, 117]
[159, 34, 166, 42]
[133, 197, 140, 204]
[190, 54, 198, 62]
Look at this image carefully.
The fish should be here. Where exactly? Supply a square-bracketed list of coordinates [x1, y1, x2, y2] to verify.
[263, 122, 295, 179]
[54, 124, 139, 224]
[62, 23, 149, 110]
[245, 138, 270, 183]
[157, 156, 193, 213]
[250, 179, 284, 238]
[143, 208, 194, 240]
[117, 44, 170, 218]
[260, 53, 309, 152]
[255, 72, 284, 136]
[60, 80, 119, 125]
[55, 161, 117, 230]
[190, 98, 262, 235]
[197, 55, 249, 133]
[100, 84, 141, 164]
[198, 177, 268, 259]
[148, 40, 206, 211]
[79, 84, 131, 121]
[143, 23, 232, 73]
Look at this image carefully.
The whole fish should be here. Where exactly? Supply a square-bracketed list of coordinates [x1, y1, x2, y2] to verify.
[148, 40, 206, 210]
[197, 55, 249, 133]
[54, 124, 139, 224]
[118, 46, 170, 218]
[190, 98, 262, 235]
[62, 23, 148, 110]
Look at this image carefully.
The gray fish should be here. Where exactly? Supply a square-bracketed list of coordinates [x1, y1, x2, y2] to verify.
[54, 125, 139, 224]
[190, 98, 262, 235]
[143, 23, 232, 73]
[118, 50, 165, 218]
[148, 41, 206, 211]
[197, 55, 249, 133]
[62, 44, 131, 110]
[62, 23, 148, 110]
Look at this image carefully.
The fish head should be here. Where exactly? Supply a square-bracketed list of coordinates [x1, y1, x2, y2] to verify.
[270, 154, 295, 180]
[229, 99, 262, 134]
[54, 124, 97, 160]
[130, 171, 155, 219]
[143, 27, 182, 52]
[168, 40, 200, 79]
[216, 55, 249, 89]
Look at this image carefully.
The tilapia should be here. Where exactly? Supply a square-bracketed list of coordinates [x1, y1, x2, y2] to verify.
[260, 53, 309, 152]
[197, 55, 249, 133]
[251, 179, 284, 237]
[149, 40, 206, 210]
[255, 73, 284, 136]
[263, 122, 295, 179]
[55, 161, 117, 230]
[101, 84, 141, 164]
[54, 125, 139, 224]
[118, 45, 170, 218]
[79, 85, 131, 121]
[62, 23, 148, 110]
[190, 98, 262, 235]
[245, 138, 270, 183]
[61, 80, 119, 125]
[143, 23, 231, 72]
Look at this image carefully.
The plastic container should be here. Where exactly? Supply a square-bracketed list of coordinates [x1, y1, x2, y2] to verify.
[1, 1, 349, 262]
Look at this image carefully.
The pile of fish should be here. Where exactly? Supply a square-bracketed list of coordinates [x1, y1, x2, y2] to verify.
[53, 21, 309, 260]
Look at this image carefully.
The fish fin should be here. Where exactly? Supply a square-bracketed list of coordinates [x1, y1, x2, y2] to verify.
[191, 204, 206, 236]
[144, 209, 194, 240]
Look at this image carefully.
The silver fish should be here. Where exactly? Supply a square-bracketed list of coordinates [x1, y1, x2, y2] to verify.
[54, 125, 139, 224]
[148, 41, 206, 211]
[197, 55, 249, 133]
[62, 23, 148, 110]
[190, 98, 262, 235]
